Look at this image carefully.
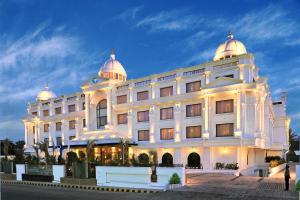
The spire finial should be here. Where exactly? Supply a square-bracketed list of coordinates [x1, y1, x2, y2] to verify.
[227, 31, 234, 40]
[110, 49, 116, 60]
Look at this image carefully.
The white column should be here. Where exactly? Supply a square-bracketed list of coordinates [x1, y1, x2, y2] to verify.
[204, 71, 211, 85]
[129, 87, 133, 103]
[49, 122, 55, 146]
[127, 109, 133, 139]
[176, 77, 182, 95]
[62, 120, 67, 145]
[235, 91, 242, 137]
[149, 106, 156, 143]
[174, 103, 182, 142]
[34, 123, 38, 144]
[203, 95, 209, 138]
[106, 89, 112, 126]
[37, 122, 42, 143]
[150, 82, 156, 99]
[203, 147, 212, 170]
[75, 117, 80, 139]
[174, 148, 182, 164]
[85, 93, 90, 131]
[76, 96, 81, 112]
[24, 123, 28, 147]
[62, 99, 67, 114]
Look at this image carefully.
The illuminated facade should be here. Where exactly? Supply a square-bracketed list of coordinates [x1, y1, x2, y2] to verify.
[23, 33, 290, 175]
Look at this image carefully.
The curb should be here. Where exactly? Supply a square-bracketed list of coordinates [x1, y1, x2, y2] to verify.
[0, 180, 160, 194]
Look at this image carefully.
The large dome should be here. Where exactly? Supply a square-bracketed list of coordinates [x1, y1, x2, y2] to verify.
[213, 33, 247, 61]
[37, 85, 56, 101]
[98, 51, 127, 81]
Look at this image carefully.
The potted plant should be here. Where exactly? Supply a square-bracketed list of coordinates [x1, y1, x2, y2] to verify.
[168, 173, 181, 190]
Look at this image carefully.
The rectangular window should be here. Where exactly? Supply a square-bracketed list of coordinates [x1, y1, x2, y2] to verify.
[160, 86, 173, 97]
[69, 136, 76, 141]
[32, 112, 38, 116]
[55, 107, 62, 115]
[56, 122, 62, 131]
[160, 107, 173, 120]
[83, 119, 86, 128]
[138, 130, 150, 141]
[69, 120, 76, 130]
[56, 137, 62, 146]
[216, 99, 234, 114]
[137, 91, 149, 101]
[82, 102, 85, 110]
[216, 74, 234, 79]
[68, 104, 76, 112]
[137, 110, 149, 122]
[118, 113, 128, 124]
[117, 95, 127, 104]
[186, 104, 202, 117]
[186, 126, 201, 138]
[160, 128, 174, 140]
[43, 110, 49, 117]
[44, 124, 49, 132]
[216, 123, 234, 137]
[186, 81, 201, 93]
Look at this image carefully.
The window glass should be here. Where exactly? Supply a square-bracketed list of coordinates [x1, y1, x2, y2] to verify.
[55, 107, 62, 114]
[160, 86, 173, 97]
[138, 130, 150, 141]
[186, 81, 201, 93]
[137, 110, 149, 122]
[160, 107, 173, 120]
[68, 104, 76, 112]
[43, 110, 49, 117]
[117, 95, 127, 104]
[186, 104, 202, 117]
[137, 91, 149, 101]
[216, 100, 234, 114]
[44, 124, 49, 132]
[118, 113, 128, 124]
[216, 123, 234, 137]
[186, 126, 201, 138]
[160, 128, 174, 140]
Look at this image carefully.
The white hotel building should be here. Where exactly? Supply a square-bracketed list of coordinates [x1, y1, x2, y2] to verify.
[23, 33, 290, 175]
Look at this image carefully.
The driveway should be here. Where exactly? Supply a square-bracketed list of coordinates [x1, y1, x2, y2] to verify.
[181, 164, 298, 199]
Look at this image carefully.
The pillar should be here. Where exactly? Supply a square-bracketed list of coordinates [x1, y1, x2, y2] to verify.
[84, 93, 90, 131]
[149, 106, 157, 143]
[203, 95, 209, 138]
[106, 89, 112, 126]
[127, 109, 133, 139]
[174, 103, 182, 142]
[203, 147, 212, 170]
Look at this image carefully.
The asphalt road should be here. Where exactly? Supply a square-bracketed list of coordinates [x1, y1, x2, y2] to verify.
[0, 183, 293, 200]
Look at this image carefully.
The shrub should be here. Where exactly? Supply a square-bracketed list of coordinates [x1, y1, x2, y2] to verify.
[265, 156, 281, 163]
[138, 153, 150, 166]
[296, 180, 300, 191]
[78, 151, 86, 161]
[169, 173, 181, 184]
[225, 163, 239, 170]
[216, 162, 225, 169]
[67, 151, 78, 166]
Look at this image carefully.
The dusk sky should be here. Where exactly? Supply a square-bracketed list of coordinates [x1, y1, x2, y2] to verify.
[0, 0, 300, 141]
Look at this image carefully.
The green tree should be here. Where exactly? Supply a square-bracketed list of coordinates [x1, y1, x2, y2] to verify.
[287, 128, 299, 162]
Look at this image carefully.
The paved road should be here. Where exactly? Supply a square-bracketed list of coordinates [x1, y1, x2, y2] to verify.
[1, 183, 297, 200]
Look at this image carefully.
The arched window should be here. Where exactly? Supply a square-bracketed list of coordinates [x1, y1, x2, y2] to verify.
[96, 99, 107, 129]
[162, 153, 173, 167]
[187, 152, 201, 168]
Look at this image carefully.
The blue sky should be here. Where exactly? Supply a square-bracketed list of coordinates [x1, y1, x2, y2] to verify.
[1, 0, 300, 141]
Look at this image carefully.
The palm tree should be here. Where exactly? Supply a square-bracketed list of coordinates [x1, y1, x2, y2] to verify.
[86, 140, 95, 163]
[120, 138, 129, 166]
[3, 139, 11, 159]
[32, 144, 39, 162]
[39, 141, 50, 161]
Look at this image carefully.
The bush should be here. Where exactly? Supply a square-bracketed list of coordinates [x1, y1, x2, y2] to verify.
[138, 153, 150, 167]
[296, 180, 300, 191]
[169, 173, 181, 184]
[265, 156, 281, 163]
[67, 151, 78, 166]
[216, 162, 225, 169]
[225, 163, 239, 170]
[269, 159, 285, 168]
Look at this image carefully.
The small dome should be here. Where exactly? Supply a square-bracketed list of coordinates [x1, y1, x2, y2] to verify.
[37, 85, 56, 101]
[213, 32, 247, 61]
[98, 51, 127, 81]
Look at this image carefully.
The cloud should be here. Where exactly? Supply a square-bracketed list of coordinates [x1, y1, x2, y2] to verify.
[136, 9, 202, 32]
[213, 4, 300, 45]
[114, 6, 144, 21]
[184, 48, 215, 65]
[0, 23, 102, 140]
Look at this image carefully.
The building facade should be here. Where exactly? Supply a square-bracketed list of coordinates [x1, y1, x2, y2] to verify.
[23, 33, 290, 175]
